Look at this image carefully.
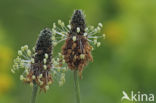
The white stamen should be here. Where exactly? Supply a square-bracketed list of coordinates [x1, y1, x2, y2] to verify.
[103, 34, 106, 39]
[25, 69, 29, 75]
[45, 85, 49, 90]
[52, 29, 56, 34]
[52, 36, 55, 40]
[45, 53, 48, 59]
[39, 81, 43, 85]
[84, 33, 87, 36]
[53, 61, 58, 66]
[27, 50, 31, 57]
[85, 28, 88, 32]
[20, 75, 24, 80]
[32, 75, 35, 79]
[31, 58, 34, 63]
[44, 59, 47, 64]
[24, 45, 28, 50]
[11, 69, 15, 74]
[94, 39, 97, 44]
[97, 42, 101, 47]
[21, 46, 25, 51]
[32, 47, 35, 52]
[98, 23, 103, 27]
[94, 28, 97, 33]
[90, 26, 94, 30]
[48, 81, 52, 85]
[58, 20, 62, 25]
[20, 62, 24, 68]
[67, 25, 71, 29]
[39, 74, 43, 78]
[77, 27, 80, 33]
[58, 53, 62, 56]
[61, 22, 65, 27]
[44, 65, 47, 70]
[30, 82, 33, 87]
[80, 54, 85, 59]
[72, 36, 77, 41]
[18, 50, 22, 56]
[53, 23, 56, 28]
[62, 59, 65, 64]
[97, 27, 101, 31]
[57, 58, 59, 62]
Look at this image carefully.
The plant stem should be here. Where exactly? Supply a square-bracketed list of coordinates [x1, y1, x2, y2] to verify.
[74, 70, 81, 103]
[31, 83, 38, 103]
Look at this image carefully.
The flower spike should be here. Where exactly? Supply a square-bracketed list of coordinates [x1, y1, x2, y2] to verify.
[12, 28, 68, 91]
[51, 10, 106, 76]
[70, 10, 86, 35]
[61, 10, 93, 76]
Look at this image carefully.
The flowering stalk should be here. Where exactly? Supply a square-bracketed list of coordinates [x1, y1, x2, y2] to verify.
[74, 70, 80, 103]
[51, 9, 105, 103]
[31, 83, 38, 103]
[12, 28, 68, 103]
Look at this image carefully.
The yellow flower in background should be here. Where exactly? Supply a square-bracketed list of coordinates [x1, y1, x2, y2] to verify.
[0, 45, 14, 95]
[0, 74, 13, 95]
[104, 21, 125, 46]
[0, 45, 13, 71]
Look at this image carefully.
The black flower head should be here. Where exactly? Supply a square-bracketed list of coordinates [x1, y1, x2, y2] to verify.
[21, 28, 53, 91]
[12, 28, 53, 92]
[28, 28, 52, 91]
[70, 10, 86, 35]
[12, 28, 68, 91]
[35, 28, 52, 64]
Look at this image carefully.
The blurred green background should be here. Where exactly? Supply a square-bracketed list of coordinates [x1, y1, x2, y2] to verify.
[0, 0, 156, 103]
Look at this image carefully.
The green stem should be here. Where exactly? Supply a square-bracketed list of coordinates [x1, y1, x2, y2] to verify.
[31, 83, 38, 103]
[74, 70, 81, 103]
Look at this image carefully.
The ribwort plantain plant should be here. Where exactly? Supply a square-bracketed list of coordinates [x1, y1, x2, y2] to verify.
[12, 10, 105, 103]
[52, 9, 105, 103]
[12, 28, 67, 103]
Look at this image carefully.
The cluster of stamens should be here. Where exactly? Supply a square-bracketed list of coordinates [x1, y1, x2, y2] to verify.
[12, 45, 32, 75]
[51, 52, 67, 86]
[51, 18, 105, 49]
